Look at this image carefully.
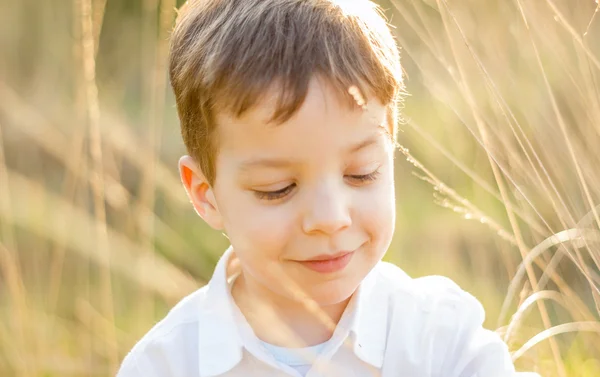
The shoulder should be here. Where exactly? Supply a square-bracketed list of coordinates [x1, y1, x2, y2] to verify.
[373, 261, 484, 322]
[116, 286, 209, 377]
[370, 262, 487, 354]
[372, 263, 517, 375]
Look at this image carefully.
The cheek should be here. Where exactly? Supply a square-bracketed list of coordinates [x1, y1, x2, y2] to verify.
[222, 202, 298, 289]
[219, 191, 296, 259]
[357, 169, 396, 245]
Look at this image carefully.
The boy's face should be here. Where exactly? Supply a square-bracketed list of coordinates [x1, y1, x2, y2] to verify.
[180, 78, 395, 306]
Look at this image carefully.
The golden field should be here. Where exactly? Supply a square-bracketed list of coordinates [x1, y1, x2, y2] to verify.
[0, 0, 599, 375]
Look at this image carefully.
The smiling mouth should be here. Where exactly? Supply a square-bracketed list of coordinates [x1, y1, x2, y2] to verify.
[296, 251, 354, 274]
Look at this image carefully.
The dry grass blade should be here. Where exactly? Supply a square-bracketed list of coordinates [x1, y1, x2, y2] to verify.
[512, 321, 600, 362]
[0, 243, 31, 376]
[544, 0, 600, 71]
[0, 169, 199, 301]
[399, 0, 577, 236]
[503, 290, 591, 345]
[499, 228, 600, 326]
[518, 0, 600, 233]
[0, 82, 186, 210]
[0, 121, 32, 375]
[398, 145, 519, 245]
[92, 0, 107, 57]
[405, 0, 573, 239]
[584, 3, 599, 37]
[405, 119, 546, 236]
[76, 0, 118, 369]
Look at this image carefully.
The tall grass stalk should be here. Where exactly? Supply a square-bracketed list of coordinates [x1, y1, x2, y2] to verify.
[0, 123, 32, 376]
[390, 0, 600, 374]
[76, 0, 117, 371]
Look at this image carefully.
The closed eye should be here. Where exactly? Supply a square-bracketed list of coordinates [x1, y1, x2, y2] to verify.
[253, 168, 380, 201]
[253, 183, 296, 201]
[345, 169, 381, 184]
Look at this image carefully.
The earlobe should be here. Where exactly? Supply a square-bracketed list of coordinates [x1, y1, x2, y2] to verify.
[178, 155, 224, 230]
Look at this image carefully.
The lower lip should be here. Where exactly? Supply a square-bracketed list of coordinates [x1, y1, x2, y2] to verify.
[298, 252, 354, 274]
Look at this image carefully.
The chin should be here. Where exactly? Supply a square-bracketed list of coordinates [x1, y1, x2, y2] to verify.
[309, 276, 360, 306]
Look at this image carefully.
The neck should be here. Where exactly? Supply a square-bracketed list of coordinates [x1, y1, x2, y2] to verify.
[231, 270, 351, 348]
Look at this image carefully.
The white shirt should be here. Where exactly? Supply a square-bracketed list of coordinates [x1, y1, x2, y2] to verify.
[117, 247, 540, 377]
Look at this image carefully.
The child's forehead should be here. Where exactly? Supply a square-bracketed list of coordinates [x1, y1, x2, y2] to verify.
[214, 79, 389, 159]
[217, 78, 383, 129]
[214, 77, 356, 124]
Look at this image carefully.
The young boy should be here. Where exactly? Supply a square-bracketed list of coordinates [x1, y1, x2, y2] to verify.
[117, 0, 540, 376]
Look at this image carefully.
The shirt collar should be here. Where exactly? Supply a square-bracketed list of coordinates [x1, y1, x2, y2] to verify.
[197, 247, 393, 376]
[347, 263, 390, 368]
[197, 247, 243, 377]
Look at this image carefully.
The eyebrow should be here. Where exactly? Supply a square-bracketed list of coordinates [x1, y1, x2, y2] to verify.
[348, 133, 380, 154]
[238, 157, 295, 172]
[237, 131, 382, 172]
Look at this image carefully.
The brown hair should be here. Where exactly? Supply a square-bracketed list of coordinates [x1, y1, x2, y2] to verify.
[169, 0, 404, 185]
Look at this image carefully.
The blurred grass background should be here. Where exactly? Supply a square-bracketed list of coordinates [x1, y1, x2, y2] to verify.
[1, 0, 600, 376]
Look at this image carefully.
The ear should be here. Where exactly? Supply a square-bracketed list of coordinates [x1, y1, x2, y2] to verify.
[178, 155, 224, 230]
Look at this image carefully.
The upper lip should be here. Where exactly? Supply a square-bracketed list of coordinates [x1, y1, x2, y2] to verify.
[302, 251, 353, 262]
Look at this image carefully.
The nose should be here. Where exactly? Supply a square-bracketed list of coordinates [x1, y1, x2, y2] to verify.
[302, 180, 352, 235]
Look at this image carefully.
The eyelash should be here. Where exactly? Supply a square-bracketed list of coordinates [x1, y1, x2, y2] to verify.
[253, 169, 381, 201]
[254, 184, 296, 201]
[348, 170, 381, 183]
